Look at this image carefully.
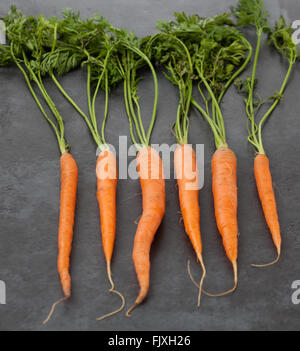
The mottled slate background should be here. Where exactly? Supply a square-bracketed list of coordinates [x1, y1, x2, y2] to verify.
[0, 0, 299, 331]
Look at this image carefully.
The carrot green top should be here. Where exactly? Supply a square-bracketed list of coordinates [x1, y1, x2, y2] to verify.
[0, 45, 11, 66]
[147, 12, 252, 148]
[232, 0, 299, 154]
[39, 10, 121, 152]
[2, 6, 69, 154]
[145, 31, 194, 145]
[111, 29, 159, 151]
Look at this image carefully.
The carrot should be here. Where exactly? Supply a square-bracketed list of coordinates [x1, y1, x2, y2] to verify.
[174, 144, 206, 306]
[114, 31, 165, 316]
[252, 154, 281, 266]
[210, 147, 238, 293]
[232, 2, 299, 266]
[95, 149, 125, 320]
[96, 150, 118, 266]
[3, 11, 80, 322]
[43, 152, 79, 324]
[126, 146, 165, 316]
[187, 146, 238, 297]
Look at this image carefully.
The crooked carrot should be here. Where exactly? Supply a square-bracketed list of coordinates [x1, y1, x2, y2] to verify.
[127, 147, 165, 315]
[114, 32, 165, 316]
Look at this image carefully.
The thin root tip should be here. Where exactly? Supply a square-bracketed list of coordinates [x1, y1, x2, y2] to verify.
[251, 252, 281, 268]
[96, 267, 126, 321]
[42, 296, 69, 325]
[96, 288, 126, 321]
[202, 260, 238, 298]
[187, 257, 207, 308]
[126, 303, 137, 318]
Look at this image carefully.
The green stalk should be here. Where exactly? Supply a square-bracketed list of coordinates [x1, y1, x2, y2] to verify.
[101, 71, 109, 144]
[257, 53, 295, 153]
[196, 67, 227, 148]
[87, 64, 97, 133]
[247, 31, 262, 150]
[123, 78, 141, 149]
[10, 47, 66, 153]
[51, 73, 101, 147]
[191, 97, 225, 149]
[126, 59, 147, 145]
[119, 41, 159, 147]
[175, 105, 184, 144]
[218, 39, 253, 104]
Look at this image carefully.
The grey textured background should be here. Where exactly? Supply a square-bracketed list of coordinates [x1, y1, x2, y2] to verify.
[0, 0, 300, 331]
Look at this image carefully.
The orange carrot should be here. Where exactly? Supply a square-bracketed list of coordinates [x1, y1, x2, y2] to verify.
[210, 146, 238, 294]
[43, 152, 78, 324]
[95, 149, 125, 320]
[252, 154, 281, 267]
[96, 149, 118, 265]
[57, 153, 79, 297]
[174, 144, 206, 306]
[126, 147, 165, 316]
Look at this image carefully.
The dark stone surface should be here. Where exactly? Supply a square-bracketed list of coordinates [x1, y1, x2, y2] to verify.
[0, 0, 299, 331]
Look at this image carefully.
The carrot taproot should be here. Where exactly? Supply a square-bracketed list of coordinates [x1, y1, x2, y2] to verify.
[252, 153, 281, 267]
[95, 148, 125, 321]
[208, 146, 238, 295]
[43, 152, 78, 324]
[96, 149, 118, 265]
[174, 144, 206, 306]
[126, 147, 165, 316]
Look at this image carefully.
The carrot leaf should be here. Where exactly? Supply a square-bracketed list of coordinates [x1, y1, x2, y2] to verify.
[148, 12, 252, 148]
[233, 0, 298, 154]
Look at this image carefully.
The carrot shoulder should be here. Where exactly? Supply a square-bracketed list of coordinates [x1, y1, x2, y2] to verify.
[127, 146, 165, 316]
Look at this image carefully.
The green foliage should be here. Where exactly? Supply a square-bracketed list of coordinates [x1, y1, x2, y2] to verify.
[110, 27, 159, 147]
[2, 6, 68, 153]
[268, 16, 300, 61]
[233, 4, 298, 154]
[146, 12, 252, 146]
[3, 6, 54, 61]
[151, 12, 250, 95]
[231, 0, 270, 33]
[0, 45, 12, 66]
[39, 10, 112, 81]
